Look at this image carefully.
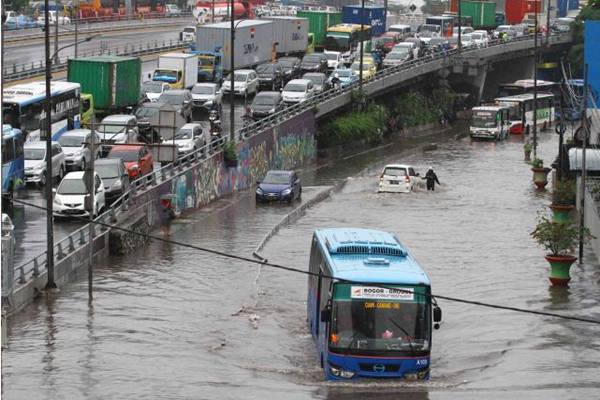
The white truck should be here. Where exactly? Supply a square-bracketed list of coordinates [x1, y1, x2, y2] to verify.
[151, 53, 198, 89]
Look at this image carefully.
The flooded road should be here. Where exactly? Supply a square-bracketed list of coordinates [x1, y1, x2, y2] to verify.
[3, 125, 600, 399]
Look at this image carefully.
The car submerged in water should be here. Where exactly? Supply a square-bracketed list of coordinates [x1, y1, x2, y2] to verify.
[255, 170, 301, 203]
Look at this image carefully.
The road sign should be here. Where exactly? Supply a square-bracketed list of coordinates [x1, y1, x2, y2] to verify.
[409, 4, 417, 12]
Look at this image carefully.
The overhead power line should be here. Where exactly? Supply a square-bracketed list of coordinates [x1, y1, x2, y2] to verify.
[5, 195, 600, 326]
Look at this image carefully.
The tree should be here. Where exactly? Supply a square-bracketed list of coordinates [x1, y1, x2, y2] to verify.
[568, 1, 600, 77]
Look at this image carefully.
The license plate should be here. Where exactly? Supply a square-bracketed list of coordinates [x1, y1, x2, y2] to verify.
[389, 180, 399, 185]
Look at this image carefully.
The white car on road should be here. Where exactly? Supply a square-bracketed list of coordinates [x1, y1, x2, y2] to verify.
[24, 141, 66, 186]
[191, 82, 222, 110]
[324, 50, 342, 69]
[37, 11, 70, 25]
[58, 129, 102, 171]
[378, 164, 420, 193]
[53, 171, 105, 218]
[166, 123, 211, 155]
[282, 79, 315, 104]
[471, 30, 490, 48]
[222, 69, 259, 97]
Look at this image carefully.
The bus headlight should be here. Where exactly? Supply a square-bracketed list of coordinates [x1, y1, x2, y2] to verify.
[330, 366, 354, 379]
[404, 373, 419, 381]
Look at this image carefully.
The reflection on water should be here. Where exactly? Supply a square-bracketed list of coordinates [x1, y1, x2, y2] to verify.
[2, 126, 600, 399]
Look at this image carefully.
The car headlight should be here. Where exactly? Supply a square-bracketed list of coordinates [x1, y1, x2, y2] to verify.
[256, 187, 263, 194]
[34, 165, 44, 172]
[53, 196, 62, 206]
[112, 179, 122, 189]
[281, 188, 292, 195]
[269, 108, 275, 113]
[75, 149, 84, 156]
[204, 100, 213, 106]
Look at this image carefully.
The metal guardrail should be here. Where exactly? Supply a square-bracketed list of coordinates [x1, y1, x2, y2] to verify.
[3, 39, 188, 82]
[11, 32, 572, 290]
[4, 13, 193, 42]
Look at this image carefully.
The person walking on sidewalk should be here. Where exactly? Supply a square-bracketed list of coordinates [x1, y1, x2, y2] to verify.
[425, 167, 440, 191]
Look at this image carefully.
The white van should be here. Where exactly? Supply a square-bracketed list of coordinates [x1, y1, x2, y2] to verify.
[282, 79, 315, 104]
[378, 164, 420, 193]
[388, 24, 412, 40]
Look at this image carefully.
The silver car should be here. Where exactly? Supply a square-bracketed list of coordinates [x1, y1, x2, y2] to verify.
[191, 83, 222, 111]
[57, 129, 102, 171]
[24, 141, 66, 186]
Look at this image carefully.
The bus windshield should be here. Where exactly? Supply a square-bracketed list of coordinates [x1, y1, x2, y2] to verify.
[329, 284, 430, 356]
[472, 111, 498, 128]
[325, 34, 350, 52]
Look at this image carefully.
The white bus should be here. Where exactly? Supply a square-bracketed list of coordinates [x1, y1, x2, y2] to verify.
[470, 105, 511, 140]
[2, 81, 81, 142]
[495, 93, 555, 135]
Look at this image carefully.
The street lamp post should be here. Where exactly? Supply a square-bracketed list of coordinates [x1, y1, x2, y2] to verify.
[359, 0, 364, 88]
[533, 0, 539, 158]
[230, 0, 235, 141]
[457, 0, 462, 53]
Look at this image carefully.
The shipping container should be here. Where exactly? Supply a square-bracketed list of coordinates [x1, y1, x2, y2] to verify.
[157, 53, 198, 89]
[67, 56, 141, 113]
[296, 10, 342, 48]
[262, 16, 309, 55]
[342, 5, 386, 36]
[450, 0, 459, 12]
[195, 20, 273, 71]
[568, 0, 579, 10]
[557, 0, 568, 17]
[460, 0, 496, 28]
[505, 0, 528, 23]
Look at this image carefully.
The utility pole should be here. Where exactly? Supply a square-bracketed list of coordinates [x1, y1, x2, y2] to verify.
[54, 6, 59, 64]
[359, 0, 364, 88]
[546, 0, 551, 46]
[578, 64, 588, 263]
[532, 1, 539, 159]
[44, 0, 57, 289]
[211, 0, 214, 22]
[457, 0, 462, 53]
[87, 128, 95, 300]
[74, 0, 79, 57]
[229, 0, 235, 141]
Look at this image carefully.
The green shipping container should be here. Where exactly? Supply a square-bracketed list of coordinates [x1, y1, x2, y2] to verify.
[296, 10, 342, 47]
[460, 0, 496, 28]
[67, 55, 141, 112]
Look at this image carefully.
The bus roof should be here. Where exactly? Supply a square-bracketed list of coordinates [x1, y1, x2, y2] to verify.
[472, 105, 507, 112]
[495, 92, 555, 102]
[327, 23, 370, 33]
[2, 81, 80, 106]
[315, 228, 431, 286]
[500, 79, 556, 89]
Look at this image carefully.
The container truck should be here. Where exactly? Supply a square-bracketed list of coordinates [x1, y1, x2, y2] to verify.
[151, 53, 198, 89]
[342, 5, 386, 36]
[459, 0, 496, 29]
[262, 16, 309, 56]
[67, 55, 141, 118]
[296, 10, 342, 50]
[195, 20, 273, 72]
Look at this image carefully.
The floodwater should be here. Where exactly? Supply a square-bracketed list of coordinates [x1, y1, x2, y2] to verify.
[3, 124, 600, 399]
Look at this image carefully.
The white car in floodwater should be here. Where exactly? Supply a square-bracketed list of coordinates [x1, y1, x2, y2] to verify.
[378, 164, 420, 193]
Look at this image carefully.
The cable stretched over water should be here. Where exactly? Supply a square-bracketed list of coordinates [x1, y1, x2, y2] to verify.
[6, 196, 600, 326]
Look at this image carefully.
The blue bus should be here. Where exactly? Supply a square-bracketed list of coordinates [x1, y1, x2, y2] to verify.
[307, 228, 441, 380]
[2, 125, 26, 196]
[2, 81, 81, 142]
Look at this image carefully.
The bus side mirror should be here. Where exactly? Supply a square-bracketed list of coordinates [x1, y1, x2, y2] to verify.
[320, 308, 331, 323]
[433, 306, 442, 329]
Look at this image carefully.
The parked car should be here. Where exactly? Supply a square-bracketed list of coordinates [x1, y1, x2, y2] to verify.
[95, 158, 129, 205]
[222, 69, 259, 97]
[255, 62, 284, 90]
[324, 50, 342, 69]
[37, 11, 70, 25]
[5, 14, 38, 29]
[350, 60, 377, 80]
[250, 91, 285, 119]
[301, 72, 330, 93]
[24, 141, 66, 186]
[255, 170, 301, 203]
[377, 164, 420, 193]
[142, 81, 170, 102]
[167, 123, 210, 154]
[282, 79, 315, 104]
[326, 68, 359, 89]
[53, 171, 105, 218]
[158, 89, 193, 122]
[57, 129, 102, 171]
[107, 144, 154, 180]
[278, 57, 302, 81]
[98, 114, 139, 149]
[190, 82, 222, 111]
[300, 53, 328, 73]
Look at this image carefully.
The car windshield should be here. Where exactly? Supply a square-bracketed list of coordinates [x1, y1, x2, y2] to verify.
[256, 64, 275, 73]
[472, 111, 498, 128]
[303, 55, 321, 63]
[263, 171, 290, 184]
[325, 53, 338, 60]
[384, 167, 407, 176]
[25, 148, 45, 160]
[96, 164, 119, 179]
[153, 69, 178, 80]
[284, 84, 306, 92]
[108, 149, 139, 162]
[279, 60, 296, 68]
[192, 85, 215, 95]
[58, 136, 85, 147]
[183, 27, 195, 33]
[175, 129, 193, 139]
[234, 74, 248, 82]
[100, 122, 126, 134]
[57, 178, 88, 195]
[471, 33, 483, 40]
[329, 284, 430, 356]
[142, 82, 164, 93]
[159, 93, 185, 105]
[135, 107, 159, 118]
[393, 47, 410, 54]
[305, 75, 323, 84]
[253, 95, 277, 106]
[335, 70, 352, 78]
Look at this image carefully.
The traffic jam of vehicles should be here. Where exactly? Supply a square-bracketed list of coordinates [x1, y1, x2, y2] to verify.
[2, 1, 573, 214]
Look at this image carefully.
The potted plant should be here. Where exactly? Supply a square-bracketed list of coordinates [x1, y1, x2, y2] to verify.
[523, 142, 533, 162]
[531, 215, 593, 285]
[531, 158, 551, 189]
[222, 141, 238, 168]
[549, 180, 576, 222]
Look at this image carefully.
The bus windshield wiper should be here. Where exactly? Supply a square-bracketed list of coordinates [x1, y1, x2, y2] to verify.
[388, 318, 416, 355]
[342, 331, 363, 356]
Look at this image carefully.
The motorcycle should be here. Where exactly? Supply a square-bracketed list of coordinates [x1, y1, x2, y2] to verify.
[209, 110, 223, 151]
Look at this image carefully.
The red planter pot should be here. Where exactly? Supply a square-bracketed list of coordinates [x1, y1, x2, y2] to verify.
[545, 255, 577, 286]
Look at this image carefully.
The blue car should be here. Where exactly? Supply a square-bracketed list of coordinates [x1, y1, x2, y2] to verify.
[256, 170, 302, 203]
[327, 68, 359, 89]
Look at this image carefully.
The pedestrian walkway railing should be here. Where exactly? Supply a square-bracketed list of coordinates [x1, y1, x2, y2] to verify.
[11, 32, 572, 291]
